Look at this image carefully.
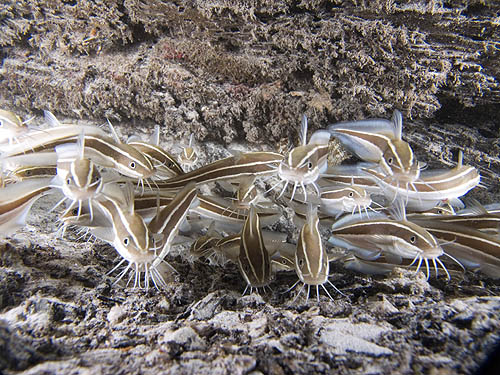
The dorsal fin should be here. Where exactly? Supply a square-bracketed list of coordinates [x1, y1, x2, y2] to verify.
[392, 110, 403, 141]
[106, 118, 122, 144]
[306, 203, 318, 227]
[44, 110, 62, 127]
[457, 150, 463, 168]
[150, 125, 161, 146]
[77, 131, 85, 160]
[389, 197, 407, 221]
[126, 135, 142, 143]
[309, 130, 331, 145]
[461, 197, 488, 215]
[226, 148, 242, 158]
[447, 197, 465, 210]
[299, 114, 308, 146]
[23, 115, 36, 129]
[123, 182, 135, 214]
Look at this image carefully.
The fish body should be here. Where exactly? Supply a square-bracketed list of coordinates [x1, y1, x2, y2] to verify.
[238, 204, 272, 289]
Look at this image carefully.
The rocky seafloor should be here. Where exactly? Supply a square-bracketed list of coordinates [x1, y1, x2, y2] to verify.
[1, 1, 500, 374]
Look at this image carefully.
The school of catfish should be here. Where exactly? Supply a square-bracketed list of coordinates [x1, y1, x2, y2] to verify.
[0, 108, 498, 302]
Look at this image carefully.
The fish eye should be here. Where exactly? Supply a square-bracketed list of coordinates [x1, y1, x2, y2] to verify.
[66, 178, 72, 185]
[25, 170, 32, 176]
[387, 157, 393, 165]
[409, 235, 416, 243]
[348, 192, 354, 197]
[307, 162, 313, 169]
[72, 208, 78, 215]
[298, 259, 304, 267]
[129, 162, 136, 169]
[123, 237, 130, 246]
[437, 209, 443, 214]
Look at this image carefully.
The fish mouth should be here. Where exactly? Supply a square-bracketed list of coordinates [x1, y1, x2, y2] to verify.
[278, 162, 319, 185]
[422, 245, 444, 259]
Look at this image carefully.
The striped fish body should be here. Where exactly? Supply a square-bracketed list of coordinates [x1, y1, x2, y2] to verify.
[278, 143, 328, 185]
[238, 205, 272, 288]
[319, 185, 372, 217]
[60, 158, 103, 202]
[320, 164, 380, 194]
[328, 111, 420, 184]
[149, 182, 199, 264]
[233, 176, 258, 210]
[342, 254, 395, 275]
[128, 141, 185, 178]
[363, 163, 480, 211]
[421, 214, 500, 235]
[155, 152, 283, 191]
[0, 109, 30, 146]
[0, 124, 108, 157]
[0, 177, 53, 236]
[329, 213, 443, 260]
[6, 166, 58, 183]
[192, 195, 282, 232]
[327, 119, 398, 162]
[295, 205, 329, 285]
[2, 123, 155, 180]
[96, 195, 151, 259]
[410, 219, 500, 278]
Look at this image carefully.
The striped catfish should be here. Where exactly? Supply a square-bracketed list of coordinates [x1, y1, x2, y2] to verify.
[416, 213, 500, 235]
[290, 204, 344, 303]
[363, 151, 480, 211]
[226, 176, 259, 213]
[127, 125, 184, 178]
[6, 165, 57, 183]
[1, 152, 59, 175]
[192, 194, 282, 232]
[274, 115, 330, 200]
[93, 183, 167, 289]
[51, 133, 103, 220]
[1, 111, 108, 157]
[0, 177, 53, 236]
[190, 228, 287, 265]
[155, 151, 283, 190]
[342, 254, 396, 276]
[238, 204, 273, 293]
[410, 219, 500, 279]
[329, 211, 446, 279]
[148, 182, 199, 267]
[0, 109, 32, 146]
[328, 110, 421, 184]
[3, 111, 155, 181]
[319, 185, 373, 218]
[406, 204, 456, 218]
[319, 163, 380, 194]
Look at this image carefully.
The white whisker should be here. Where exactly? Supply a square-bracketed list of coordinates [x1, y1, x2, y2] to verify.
[326, 279, 346, 297]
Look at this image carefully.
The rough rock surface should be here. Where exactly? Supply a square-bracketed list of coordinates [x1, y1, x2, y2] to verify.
[0, 1, 499, 375]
